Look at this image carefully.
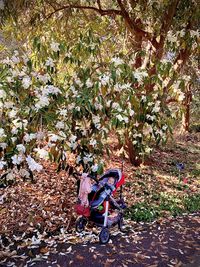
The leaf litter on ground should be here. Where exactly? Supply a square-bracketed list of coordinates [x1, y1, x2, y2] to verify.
[0, 132, 199, 266]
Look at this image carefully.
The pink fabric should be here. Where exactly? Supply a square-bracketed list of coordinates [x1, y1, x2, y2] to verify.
[78, 173, 92, 207]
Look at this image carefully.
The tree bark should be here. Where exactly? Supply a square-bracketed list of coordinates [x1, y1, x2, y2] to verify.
[182, 84, 192, 132]
[125, 133, 141, 166]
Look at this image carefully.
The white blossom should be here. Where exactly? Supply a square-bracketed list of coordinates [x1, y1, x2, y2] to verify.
[0, 128, 6, 138]
[91, 164, 98, 172]
[22, 76, 32, 89]
[143, 124, 153, 136]
[90, 139, 97, 147]
[11, 55, 20, 64]
[8, 109, 18, 119]
[172, 81, 180, 93]
[162, 125, 168, 131]
[59, 109, 68, 116]
[116, 68, 122, 76]
[74, 78, 83, 87]
[22, 55, 29, 64]
[182, 75, 191, 82]
[34, 148, 49, 159]
[6, 172, 15, 181]
[82, 129, 87, 136]
[145, 147, 152, 154]
[19, 168, 30, 178]
[121, 83, 132, 90]
[129, 109, 134, 116]
[92, 115, 100, 125]
[4, 101, 14, 109]
[111, 57, 124, 66]
[167, 31, 177, 43]
[83, 154, 93, 164]
[152, 106, 160, 113]
[11, 137, 17, 143]
[147, 102, 154, 107]
[99, 74, 110, 86]
[37, 73, 50, 83]
[0, 89, 6, 99]
[37, 132, 45, 140]
[69, 135, 77, 143]
[86, 79, 93, 88]
[0, 160, 6, 170]
[0, 143, 7, 149]
[26, 155, 43, 172]
[35, 96, 50, 110]
[179, 29, 185, 37]
[70, 85, 77, 96]
[16, 144, 26, 153]
[1, 57, 10, 64]
[7, 76, 14, 83]
[76, 155, 81, 164]
[23, 133, 37, 142]
[146, 114, 155, 121]
[106, 100, 112, 107]
[141, 95, 147, 102]
[70, 141, 78, 150]
[112, 102, 120, 109]
[44, 85, 61, 95]
[50, 42, 60, 52]
[153, 93, 158, 99]
[18, 69, 26, 77]
[135, 121, 139, 127]
[152, 101, 161, 113]
[114, 83, 121, 92]
[133, 70, 148, 82]
[94, 102, 103, 110]
[190, 30, 199, 38]
[56, 121, 65, 129]
[68, 103, 75, 110]
[11, 128, 18, 135]
[178, 92, 185, 102]
[116, 114, 124, 122]
[12, 119, 27, 129]
[45, 57, 54, 67]
[49, 134, 60, 142]
[11, 154, 23, 165]
[124, 116, 129, 123]
[156, 129, 164, 137]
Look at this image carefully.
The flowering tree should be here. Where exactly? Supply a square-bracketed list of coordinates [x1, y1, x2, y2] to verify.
[0, 0, 199, 173]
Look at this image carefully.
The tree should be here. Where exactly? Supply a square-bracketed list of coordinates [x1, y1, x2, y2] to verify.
[0, 0, 199, 169]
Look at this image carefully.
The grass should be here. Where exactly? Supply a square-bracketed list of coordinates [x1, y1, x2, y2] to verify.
[110, 132, 200, 223]
[125, 193, 200, 222]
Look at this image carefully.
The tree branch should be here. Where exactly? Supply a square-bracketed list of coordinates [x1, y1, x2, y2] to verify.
[116, 0, 160, 51]
[45, 2, 122, 19]
[156, 0, 180, 59]
[116, 0, 150, 38]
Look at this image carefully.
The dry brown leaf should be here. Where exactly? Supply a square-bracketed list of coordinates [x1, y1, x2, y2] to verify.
[40, 247, 49, 254]
[76, 255, 84, 260]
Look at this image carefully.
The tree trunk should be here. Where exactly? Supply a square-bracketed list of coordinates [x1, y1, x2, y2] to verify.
[125, 134, 141, 166]
[182, 84, 192, 132]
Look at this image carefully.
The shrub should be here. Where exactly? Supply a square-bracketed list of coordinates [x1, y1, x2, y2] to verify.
[184, 194, 200, 212]
[125, 202, 160, 222]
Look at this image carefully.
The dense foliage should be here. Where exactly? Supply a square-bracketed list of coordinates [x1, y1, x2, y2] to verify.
[0, 0, 199, 178]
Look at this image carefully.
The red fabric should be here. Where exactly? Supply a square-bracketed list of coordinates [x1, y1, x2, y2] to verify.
[116, 173, 125, 188]
[113, 173, 125, 194]
[75, 204, 90, 217]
